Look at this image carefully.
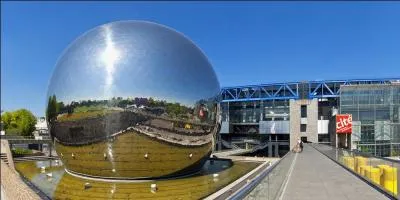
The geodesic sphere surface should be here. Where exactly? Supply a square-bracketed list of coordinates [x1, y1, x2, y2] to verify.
[46, 20, 220, 179]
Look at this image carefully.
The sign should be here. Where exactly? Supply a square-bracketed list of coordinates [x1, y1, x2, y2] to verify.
[336, 114, 352, 134]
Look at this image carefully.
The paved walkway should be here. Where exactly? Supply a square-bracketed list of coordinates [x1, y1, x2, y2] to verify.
[1, 185, 6, 200]
[281, 145, 389, 200]
[0, 161, 41, 200]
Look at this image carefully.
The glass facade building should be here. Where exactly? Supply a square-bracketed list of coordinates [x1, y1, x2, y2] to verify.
[221, 100, 290, 124]
[219, 100, 291, 156]
[340, 84, 400, 157]
[220, 100, 290, 135]
[219, 79, 399, 157]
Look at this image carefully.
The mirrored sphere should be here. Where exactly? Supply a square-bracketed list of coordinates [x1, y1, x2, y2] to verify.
[46, 20, 220, 179]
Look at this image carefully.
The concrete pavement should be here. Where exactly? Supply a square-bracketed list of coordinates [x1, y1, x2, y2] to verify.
[281, 144, 388, 200]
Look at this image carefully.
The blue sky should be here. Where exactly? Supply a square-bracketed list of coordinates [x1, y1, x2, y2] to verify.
[2, 2, 400, 116]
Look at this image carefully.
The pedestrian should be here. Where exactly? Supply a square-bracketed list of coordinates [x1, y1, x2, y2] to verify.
[300, 139, 304, 152]
[296, 137, 302, 153]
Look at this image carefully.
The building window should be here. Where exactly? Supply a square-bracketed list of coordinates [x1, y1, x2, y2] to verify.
[360, 125, 375, 143]
[301, 105, 307, 118]
[300, 124, 307, 132]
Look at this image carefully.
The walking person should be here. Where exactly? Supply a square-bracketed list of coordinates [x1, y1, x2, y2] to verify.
[299, 139, 304, 152]
[296, 137, 302, 153]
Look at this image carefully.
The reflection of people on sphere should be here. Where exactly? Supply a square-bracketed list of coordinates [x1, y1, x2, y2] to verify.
[198, 104, 209, 122]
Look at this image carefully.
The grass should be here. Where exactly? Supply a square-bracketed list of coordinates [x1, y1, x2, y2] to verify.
[12, 148, 33, 155]
[57, 109, 118, 122]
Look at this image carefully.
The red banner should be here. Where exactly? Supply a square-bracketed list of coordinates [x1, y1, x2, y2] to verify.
[336, 114, 352, 134]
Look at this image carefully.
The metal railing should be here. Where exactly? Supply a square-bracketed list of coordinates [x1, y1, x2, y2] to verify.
[0, 135, 51, 140]
[250, 143, 269, 153]
[312, 144, 399, 199]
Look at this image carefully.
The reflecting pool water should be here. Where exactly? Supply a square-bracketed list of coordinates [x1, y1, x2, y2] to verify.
[15, 159, 260, 199]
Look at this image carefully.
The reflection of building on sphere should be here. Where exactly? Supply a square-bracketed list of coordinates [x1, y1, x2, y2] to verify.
[46, 20, 220, 179]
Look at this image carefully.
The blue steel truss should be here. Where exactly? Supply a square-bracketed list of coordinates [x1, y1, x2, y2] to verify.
[221, 78, 400, 102]
[221, 82, 300, 102]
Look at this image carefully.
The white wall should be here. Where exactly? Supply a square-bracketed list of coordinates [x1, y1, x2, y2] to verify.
[317, 120, 329, 134]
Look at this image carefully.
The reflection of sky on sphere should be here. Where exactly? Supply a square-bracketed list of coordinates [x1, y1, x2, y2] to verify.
[47, 21, 220, 107]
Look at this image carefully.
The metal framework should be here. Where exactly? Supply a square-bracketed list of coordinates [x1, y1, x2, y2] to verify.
[221, 78, 400, 102]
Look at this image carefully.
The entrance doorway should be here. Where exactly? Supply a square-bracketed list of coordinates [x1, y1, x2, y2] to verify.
[301, 137, 308, 143]
[337, 133, 351, 149]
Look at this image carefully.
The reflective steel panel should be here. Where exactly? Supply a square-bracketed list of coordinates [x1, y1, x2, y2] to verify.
[46, 20, 220, 179]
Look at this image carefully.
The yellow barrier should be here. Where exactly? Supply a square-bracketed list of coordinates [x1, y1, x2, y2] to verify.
[355, 156, 368, 174]
[339, 156, 398, 196]
[377, 165, 390, 184]
[343, 157, 355, 171]
[359, 165, 370, 177]
[364, 167, 381, 185]
[340, 156, 348, 166]
[377, 165, 398, 196]
[340, 156, 346, 165]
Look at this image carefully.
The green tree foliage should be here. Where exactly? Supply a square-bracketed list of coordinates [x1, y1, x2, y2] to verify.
[43, 95, 197, 121]
[1, 109, 37, 136]
[57, 101, 65, 113]
[1, 112, 14, 130]
[166, 102, 190, 117]
[46, 95, 59, 121]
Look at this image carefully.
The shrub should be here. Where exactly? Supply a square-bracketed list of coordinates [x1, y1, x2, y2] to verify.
[12, 148, 33, 156]
[6, 128, 21, 135]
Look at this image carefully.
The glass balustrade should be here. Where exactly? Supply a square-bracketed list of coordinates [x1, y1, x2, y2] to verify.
[312, 144, 399, 199]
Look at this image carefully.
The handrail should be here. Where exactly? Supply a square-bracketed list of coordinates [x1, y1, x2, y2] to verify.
[231, 143, 241, 149]
[250, 143, 269, 153]
[351, 149, 400, 164]
[319, 143, 400, 164]
[0, 135, 51, 140]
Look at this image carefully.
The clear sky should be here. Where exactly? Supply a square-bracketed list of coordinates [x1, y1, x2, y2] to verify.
[2, 2, 400, 116]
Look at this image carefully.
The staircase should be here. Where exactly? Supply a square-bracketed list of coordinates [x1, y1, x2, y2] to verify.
[250, 142, 269, 153]
[1, 152, 9, 165]
[1, 139, 15, 169]
[231, 143, 241, 149]
[13, 156, 59, 162]
[221, 139, 242, 150]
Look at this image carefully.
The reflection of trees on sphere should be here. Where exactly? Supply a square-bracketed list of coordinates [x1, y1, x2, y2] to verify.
[45, 20, 220, 179]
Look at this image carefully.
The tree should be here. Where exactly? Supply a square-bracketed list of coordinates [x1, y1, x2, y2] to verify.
[15, 109, 37, 136]
[1, 109, 37, 136]
[46, 95, 58, 122]
[1, 112, 14, 130]
[57, 101, 65, 113]
[148, 97, 155, 107]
